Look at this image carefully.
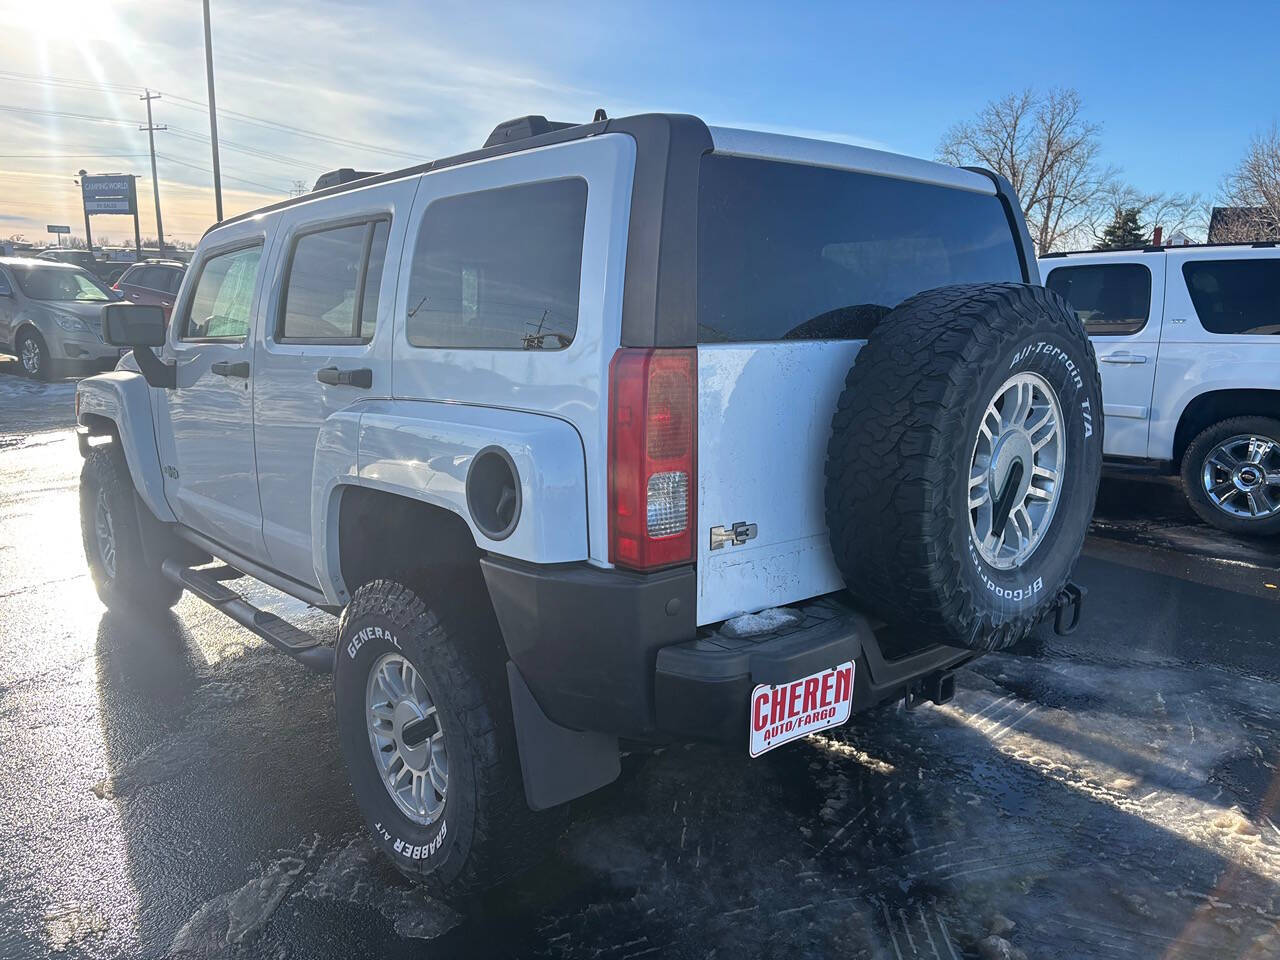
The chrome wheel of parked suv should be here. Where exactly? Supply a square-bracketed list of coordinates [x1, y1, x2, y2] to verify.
[1182, 416, 1280, 536]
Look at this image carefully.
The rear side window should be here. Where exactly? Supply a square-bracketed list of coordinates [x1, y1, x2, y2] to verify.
[279, 219, 389, 342]
[1183, 259, 1280, 335]
[1045, 263, 1152, 336]
[696, 155, 1023, 342]
[182, 244, 262, 341]
[406, 178, 587, 350]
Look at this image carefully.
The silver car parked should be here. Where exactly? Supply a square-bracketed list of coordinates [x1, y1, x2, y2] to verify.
[0, 257, 121, 380]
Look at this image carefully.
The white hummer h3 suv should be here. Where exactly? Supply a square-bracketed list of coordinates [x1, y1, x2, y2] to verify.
[76, 113, 1102, 894]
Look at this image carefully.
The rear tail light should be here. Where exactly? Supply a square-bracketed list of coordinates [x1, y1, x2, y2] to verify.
[608, 348, 696, 570]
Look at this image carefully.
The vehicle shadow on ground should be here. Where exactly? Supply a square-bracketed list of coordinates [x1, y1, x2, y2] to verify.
[89, 596, 1280, 960]
[1092, 476, 1280, 568]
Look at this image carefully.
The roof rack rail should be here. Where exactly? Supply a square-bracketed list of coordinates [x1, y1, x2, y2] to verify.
[312, 168, 380, 191]
[1041, 239, 1280, 258]
[483, 115, 576, 149]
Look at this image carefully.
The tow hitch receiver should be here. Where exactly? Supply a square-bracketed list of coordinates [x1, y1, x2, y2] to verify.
[1052, 582, 1086, 636]
[907, 670, 956, 709]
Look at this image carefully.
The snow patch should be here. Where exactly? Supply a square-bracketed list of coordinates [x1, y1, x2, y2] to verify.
[721, 606, 803, 638]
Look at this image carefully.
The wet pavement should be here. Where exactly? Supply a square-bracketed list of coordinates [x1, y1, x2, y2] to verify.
[0, 368, 1278, 960]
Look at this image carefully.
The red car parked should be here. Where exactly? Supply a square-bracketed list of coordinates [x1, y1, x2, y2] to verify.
[112, 260, 186, 322]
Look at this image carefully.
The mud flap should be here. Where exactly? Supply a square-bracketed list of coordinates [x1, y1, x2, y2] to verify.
[506, 663, 621, 811]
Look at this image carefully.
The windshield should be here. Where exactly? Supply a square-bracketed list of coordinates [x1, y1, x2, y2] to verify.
[11, 264, 112, 302]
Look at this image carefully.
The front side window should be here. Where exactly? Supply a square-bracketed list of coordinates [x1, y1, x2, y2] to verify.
[1183, 259, 1280, 335]
[1045, 263, 1152, 336]
[11, 265, 110, 302]
[183, 244, 263, 341]
[406, 178, 587, 350]
[696, 156, 1024, 342]
[0, 270, 11, 296]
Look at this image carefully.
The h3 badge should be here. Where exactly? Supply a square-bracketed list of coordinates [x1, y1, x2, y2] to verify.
[709, 521, 758, 550]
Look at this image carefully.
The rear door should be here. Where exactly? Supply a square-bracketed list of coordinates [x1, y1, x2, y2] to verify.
[1043, 255, 1165, 458]
[252, 180, 414, 586]
[695, 153, 1025, 624]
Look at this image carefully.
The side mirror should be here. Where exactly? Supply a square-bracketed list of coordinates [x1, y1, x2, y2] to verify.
[102, 302, 166, 347]
[101, 302, 175, 388]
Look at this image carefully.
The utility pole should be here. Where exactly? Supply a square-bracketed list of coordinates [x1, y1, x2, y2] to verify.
[202, 0, 224, 222]
[139, 89, 166, 255]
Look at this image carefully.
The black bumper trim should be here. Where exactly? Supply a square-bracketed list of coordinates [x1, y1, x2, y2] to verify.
[656, 603, 974, 743]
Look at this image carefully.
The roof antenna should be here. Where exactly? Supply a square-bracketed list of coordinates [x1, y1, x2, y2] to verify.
[593, 107, 608, 122]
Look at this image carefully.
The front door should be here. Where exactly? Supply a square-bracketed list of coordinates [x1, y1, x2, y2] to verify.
[252, 182, 413, 585]
[0, 267, 16, 346]
[156, 235, 270, 558]
[1043, 256, 1165, 458]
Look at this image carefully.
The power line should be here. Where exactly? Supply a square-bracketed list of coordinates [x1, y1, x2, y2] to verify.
[0, 69, 422, 162]
[0, 103, 136, 127]
[165, 126, 328, 171]
[155, 154, 284, 195]
[0, 152, 148, 159]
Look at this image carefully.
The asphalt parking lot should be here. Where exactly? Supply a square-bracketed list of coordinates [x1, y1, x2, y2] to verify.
[1, 365, 1278, 960]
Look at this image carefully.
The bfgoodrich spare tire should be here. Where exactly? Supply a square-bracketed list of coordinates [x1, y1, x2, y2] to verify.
[825, 283, 1102, 652]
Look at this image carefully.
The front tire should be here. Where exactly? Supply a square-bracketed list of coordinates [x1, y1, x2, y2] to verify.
[17, 328, 55, 381]
[334, 579, 559, 896]
[79, 445, 183, 610]
[1181, 416, 1280, 536]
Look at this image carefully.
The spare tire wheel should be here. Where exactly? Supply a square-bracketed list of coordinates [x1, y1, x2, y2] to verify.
[825, 283, 1102, 651]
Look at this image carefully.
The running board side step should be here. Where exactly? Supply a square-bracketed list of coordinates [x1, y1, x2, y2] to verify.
[161, 559, 335, 673]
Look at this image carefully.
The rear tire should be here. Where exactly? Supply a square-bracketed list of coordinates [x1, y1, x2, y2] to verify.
[825, 283, 1103, 651]
[334, 579, 560, 897]
[1180, 416, 1280, 536]
[79, 445, 183, 610]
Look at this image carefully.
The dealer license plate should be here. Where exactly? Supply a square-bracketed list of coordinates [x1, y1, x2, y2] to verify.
[749, 661, 855, 757]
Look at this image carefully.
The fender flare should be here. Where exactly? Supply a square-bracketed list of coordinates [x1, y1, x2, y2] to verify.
[75, 372, 175, 523]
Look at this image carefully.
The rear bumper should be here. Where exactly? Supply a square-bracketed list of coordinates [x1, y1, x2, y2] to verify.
[654, 597, 973, 742]
[480, 557, 974, 742]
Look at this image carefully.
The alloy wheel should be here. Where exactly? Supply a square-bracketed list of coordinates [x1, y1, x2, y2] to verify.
[968, 371, 1064, 570]
[366, 652, 448, 825]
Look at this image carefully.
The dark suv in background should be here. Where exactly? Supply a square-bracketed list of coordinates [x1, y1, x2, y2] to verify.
[36, 249, 127, 285]
[112, 260, 186, 322]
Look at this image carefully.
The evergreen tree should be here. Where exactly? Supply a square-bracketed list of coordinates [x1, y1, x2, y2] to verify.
[1095, 207, 1146, 249]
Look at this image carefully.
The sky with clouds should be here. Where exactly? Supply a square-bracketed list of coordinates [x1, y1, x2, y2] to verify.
[1, 0, 1275, 248]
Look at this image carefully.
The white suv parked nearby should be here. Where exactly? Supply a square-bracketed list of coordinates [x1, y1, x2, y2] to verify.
[1040, 244, 1280, 535]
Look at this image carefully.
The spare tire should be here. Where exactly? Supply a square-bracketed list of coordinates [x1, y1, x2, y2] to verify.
[824, 283, 1102, 651]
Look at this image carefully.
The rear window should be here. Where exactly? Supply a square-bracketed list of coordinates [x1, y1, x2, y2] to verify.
[279, 220, 388, 342]
[696, 155, 1023, 342]
[1045, 263, 1152, 336]
[406, 178, 587, 350]
[1183, 258, 1280, 336]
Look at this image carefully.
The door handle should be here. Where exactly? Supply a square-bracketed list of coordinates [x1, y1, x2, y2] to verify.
[316, 366, 373, 388]
[211, 360, 250, 378]
[1099, 353, 1147, 364]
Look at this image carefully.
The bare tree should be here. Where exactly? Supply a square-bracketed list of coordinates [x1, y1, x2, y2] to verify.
[1215, 125, 1280, 242]
[938, 88, 1116, 253]
[1085, 182, 1203, 246]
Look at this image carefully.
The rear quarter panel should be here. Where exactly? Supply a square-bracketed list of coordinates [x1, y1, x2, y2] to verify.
[311, 400, 589, 604]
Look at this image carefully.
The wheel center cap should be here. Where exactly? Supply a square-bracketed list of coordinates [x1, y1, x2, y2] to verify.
[392, 700, 434, 771]
[1235, 465, 1263, 490]
[990, 430, 1034, 505]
